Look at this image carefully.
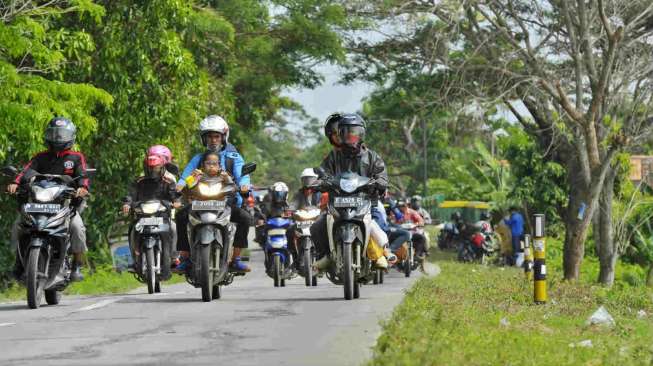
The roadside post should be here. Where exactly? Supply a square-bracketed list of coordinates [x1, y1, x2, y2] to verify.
[523, 234, 533, 280]
[533, 214, 547, 304]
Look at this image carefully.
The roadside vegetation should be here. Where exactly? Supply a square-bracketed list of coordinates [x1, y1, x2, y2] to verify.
[369, 245, 653, 366]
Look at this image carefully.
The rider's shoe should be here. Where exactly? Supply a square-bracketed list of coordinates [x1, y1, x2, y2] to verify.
[173, 257, 192, 273]
[70, 266, 84, 282]
[374, 256, 389, 269]
[384, 248, 398, 265]
[229, 257, 251, 273]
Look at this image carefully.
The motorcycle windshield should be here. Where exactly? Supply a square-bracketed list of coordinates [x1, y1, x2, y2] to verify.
[337, 172, 369, 193]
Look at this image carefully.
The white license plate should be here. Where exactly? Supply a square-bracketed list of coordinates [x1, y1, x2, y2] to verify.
[296, 221, 314, 229]
[333, 196, 364, 208]
[138, 217, 164, 226]
[192, 200, 226, 211]
[24, 203, 61, 214]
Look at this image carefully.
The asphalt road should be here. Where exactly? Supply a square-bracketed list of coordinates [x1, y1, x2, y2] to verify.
[0, 245, 423, 366]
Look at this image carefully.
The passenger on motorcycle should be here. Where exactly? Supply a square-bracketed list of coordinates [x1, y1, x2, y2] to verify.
[410, 195, 432, 224]
[396, 200, 428, 258]
[122, 146, 181, 275]
[310, 113, 392, 270]
[175, 115, 253, 273]
[7, 117, 89, 281]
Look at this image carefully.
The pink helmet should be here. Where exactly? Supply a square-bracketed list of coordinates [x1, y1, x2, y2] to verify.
[147, 145, 172, 164]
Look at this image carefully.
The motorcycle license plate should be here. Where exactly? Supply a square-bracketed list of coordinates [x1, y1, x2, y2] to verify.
[138, 217, 163, 226]
[192, 200, 226, 211]
[334, 196, 364, 208]
[296, 221, 314, 229]
[24, 203, 61, 214]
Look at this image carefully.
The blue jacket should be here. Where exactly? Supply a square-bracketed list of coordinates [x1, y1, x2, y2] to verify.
[504, 212, 525, 236]
[178, 143, 251, 206]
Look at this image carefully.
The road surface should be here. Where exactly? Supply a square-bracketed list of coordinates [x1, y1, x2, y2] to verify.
[0, 246, 421, 366]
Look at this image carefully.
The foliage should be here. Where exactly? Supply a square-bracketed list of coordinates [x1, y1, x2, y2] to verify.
[369, 251, 653, 366]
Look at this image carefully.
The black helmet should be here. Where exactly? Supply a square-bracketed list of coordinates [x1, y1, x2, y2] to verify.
[45, 117, 76, 152]
[324, 113, 343, 147]
[451, 211, 462, 221]
[270, 182, 289, 206]
[337, 113, 366, 152]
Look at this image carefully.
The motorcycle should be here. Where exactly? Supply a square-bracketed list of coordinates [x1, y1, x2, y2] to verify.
[292, 206, 321, 287]
[3, 166, 94, 309]
[263, 215, 294, 287]
[314, 168, 377, 300]
[129, 199, 174, 294]
[184, 163, 256, 302]
[437, 221, 461, 250]
[457, 221, 496, 263]
[398, 222, 423, 277]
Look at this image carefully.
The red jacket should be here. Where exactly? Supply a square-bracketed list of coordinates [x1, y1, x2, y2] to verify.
[15, 150, 90, 189]
[397, 207, 425, 226]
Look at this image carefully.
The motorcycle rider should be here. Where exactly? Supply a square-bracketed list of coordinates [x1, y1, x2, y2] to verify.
[175, 115, 253, 273]
[396, 200, 428, 257]
[310, 113, 391, 270]
[286, 169, 323, 270]
[410, 195, 432, 224]
[122, 146, 181, 277]
[7, 117, 89, 281]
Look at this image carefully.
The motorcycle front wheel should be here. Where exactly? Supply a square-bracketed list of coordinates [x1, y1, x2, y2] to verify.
[343, 244, 354, 300]
[26, 247, 46, 309]
[200, 245, 213, 302]
[145, 248, 156, 294]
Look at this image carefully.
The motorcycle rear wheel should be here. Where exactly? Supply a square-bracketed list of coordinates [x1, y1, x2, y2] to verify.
[273, 255, 281, 287]
[45, 289, 61, 305]
[26, 247, 46, 309]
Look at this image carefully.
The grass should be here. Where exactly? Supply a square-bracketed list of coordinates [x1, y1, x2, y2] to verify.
[368, 247, 653, 366]
[0, 265, 187, 303]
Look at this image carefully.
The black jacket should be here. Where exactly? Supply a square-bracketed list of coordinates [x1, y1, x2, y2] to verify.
[320, 146, 389, 195]
[123, 176, 180, 205]
[14, 150, 90, 189]
[291, 188, 322, 210]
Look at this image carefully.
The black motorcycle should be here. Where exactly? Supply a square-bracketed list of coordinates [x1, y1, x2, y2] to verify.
[3, 166, 93, 309]
[129, 199, 174, 294]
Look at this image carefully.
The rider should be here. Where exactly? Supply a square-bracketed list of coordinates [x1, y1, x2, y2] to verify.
[175, 115, 253, 273]
[7, 117, 89, 281]
[310, 113, 391, 270]
[396, 200, 428, 257]
[286, 169, 322, 270]
[122, 146, 181, 277]
[410, 195, 432, 224]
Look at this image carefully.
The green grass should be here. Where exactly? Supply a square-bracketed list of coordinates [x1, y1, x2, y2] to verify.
[369, 249, 653, 366]
[0, 266, 187, 303]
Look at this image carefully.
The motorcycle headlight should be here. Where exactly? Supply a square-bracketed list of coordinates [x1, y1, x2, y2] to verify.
[33, 186, 61, 203]
[140, 202, 161, 214]
[340, 178, 358, 193]
[198, 182, 222, 197]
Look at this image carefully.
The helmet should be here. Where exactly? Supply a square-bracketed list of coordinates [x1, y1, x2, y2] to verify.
[451, 211, 462, 221]
[410, 195, 422, 209]
[324, 113, 343, 147]
[300, 168, 318, 187]
[147, 145, 172, 164]
[144, 154, 166, 179]
[337, 113, 366, 152]
[411, 195, 422, 202]
[270, 182, 289, 205]
[45, 117, 76, 152]
[199, 115, 229, 151]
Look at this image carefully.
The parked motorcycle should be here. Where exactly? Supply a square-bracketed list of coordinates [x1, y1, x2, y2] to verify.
[437, 221, 461, 250]
[457, 221, 496, 263]
[293, 206, 321, 287]
[3, 166, 94, 309]
[184, 163, 256, 301]
[129, 199, 174, 294]
[264, 215, 294, 287]
[314, 168, 377, 300]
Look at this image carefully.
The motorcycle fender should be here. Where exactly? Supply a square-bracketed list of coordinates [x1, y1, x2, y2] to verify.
[197, 226, 215, 246]
[143, 236, 158, 249]
[28, 237, 45, 249]
[339, 223, 357, 245]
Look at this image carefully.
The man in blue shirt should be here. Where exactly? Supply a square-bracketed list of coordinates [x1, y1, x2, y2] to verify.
[504, 206, 525, 265]
[174, 115, 253, 273]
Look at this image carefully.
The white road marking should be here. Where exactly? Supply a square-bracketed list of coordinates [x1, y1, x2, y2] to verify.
[75, 298, 121, 312]
[0, 323, 15, 327]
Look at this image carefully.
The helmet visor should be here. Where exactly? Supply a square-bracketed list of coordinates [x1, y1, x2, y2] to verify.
[45, 128, 75, 144]
[301, 176, 317, 187]
[339, 125, 365, 146]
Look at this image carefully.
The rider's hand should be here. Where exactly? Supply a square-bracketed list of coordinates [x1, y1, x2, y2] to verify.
[121, 204, 130, 216]
[192, 169, 203, 178]
[176, 184, 184, 192]
[76, 187, 89, 198]
[256, 219, 265, 226]
[240, 184, 250, 194]
[6, 183, 18, 195]
[172, 201, 182, 209]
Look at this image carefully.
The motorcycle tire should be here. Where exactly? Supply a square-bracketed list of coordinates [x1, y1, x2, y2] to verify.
[343, 244, 354, 300]
[45, 289, 61, 305]
[312, 275, 318, 287]
[379, 269, 384, 284]
[405, 244, 413, 278]
[26, 247, 46, 309]
[303, 239, 313, 287]
[273, 255, 281, 287]
[145, 248, 156, 295]
[212, 284, 221, 299]
[200, 245, 213, 302]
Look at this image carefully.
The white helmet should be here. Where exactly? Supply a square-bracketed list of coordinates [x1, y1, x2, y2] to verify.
[300, 168, 318, 179]
[270, 182, 289, 204]
[199, 115, 229, 148]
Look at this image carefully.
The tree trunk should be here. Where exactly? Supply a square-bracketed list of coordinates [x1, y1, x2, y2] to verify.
[563, 158, 592, 280]
[596, 169, 617, 286]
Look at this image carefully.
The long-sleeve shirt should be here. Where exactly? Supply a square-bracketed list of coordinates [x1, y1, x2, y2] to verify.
[319, 146, 388, 199]
[504, 212, 525, 236]
[397, 208, 425, 226]
[14, 149, 90, 189]
[123, 176, 180, 205]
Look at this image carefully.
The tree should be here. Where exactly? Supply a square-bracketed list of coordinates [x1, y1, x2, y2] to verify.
[344, 0, 653, 283]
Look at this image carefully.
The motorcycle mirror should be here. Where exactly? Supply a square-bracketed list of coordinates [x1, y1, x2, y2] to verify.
[1, 166, 17, 177]
[241, 162, 257, 176]
[314, 167, 326, 178]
